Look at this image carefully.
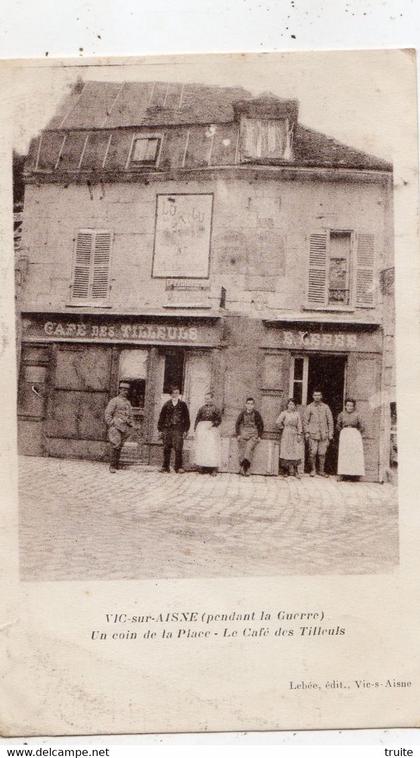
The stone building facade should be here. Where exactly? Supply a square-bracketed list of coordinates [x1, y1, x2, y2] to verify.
[17, 80, 395, 480]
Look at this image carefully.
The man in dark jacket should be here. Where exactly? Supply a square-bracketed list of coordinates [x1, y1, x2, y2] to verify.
[235, 397, 264, 476]
[158, 386, 190, 473]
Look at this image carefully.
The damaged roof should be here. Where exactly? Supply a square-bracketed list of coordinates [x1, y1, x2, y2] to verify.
[46, 80, 254, 129]
[25, 80, 392, 175]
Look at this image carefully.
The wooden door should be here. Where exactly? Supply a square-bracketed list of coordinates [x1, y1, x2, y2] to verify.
[45, 344, 112, 460]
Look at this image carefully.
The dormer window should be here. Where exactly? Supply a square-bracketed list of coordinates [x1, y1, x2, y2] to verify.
[233, 97, 298, 163]
[129, 136, 161, 167]
[240, 117, 291, 161]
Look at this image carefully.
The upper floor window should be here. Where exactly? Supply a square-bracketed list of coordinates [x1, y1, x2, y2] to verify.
[328, 231, 352, 305]
[129, 137, 161, 167]
[71, 229, 113, 304]
[240, 117, 292, 161]
[306, 230, 375, 309]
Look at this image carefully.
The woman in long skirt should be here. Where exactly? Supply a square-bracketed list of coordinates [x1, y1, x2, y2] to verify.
[193, 391, 222, 476]
[336, 398, 365, 480]
[276, 399, 303, 478]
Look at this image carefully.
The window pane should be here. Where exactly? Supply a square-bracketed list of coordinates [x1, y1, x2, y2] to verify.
[163, 351, 184, 394]
[21, 346, 49, 363]
[293, 382, 303, 405]
[127, 379, 145, 410]
[242, 118, 287, 160]
[119, 349, 148, 381]
[328, 231, 351, 305]
[132, 138, 159, 163]
[294, 357, 304, 380]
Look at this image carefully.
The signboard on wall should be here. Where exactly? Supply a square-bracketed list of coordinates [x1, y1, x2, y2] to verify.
[263, 324, 382, 353]
[152, 193, 213, 278]
[21, 314, 222, 348]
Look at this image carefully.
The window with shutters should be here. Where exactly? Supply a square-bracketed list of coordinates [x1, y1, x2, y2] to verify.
[306, 230, 376, 310]
[129, 137, 161, 167]
[328, 231, 351, 305]
[71, 229, 112, 304]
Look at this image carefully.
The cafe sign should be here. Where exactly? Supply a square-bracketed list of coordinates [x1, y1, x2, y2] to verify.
[22, 315, 221, 347]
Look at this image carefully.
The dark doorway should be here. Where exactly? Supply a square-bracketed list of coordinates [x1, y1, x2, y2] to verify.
[307, 354, 346, 474]
[163, 350, 185, 394]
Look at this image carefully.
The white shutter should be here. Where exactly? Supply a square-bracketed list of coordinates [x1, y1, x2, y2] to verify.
[355, 233, 375, 307]
[92, 231, 112, 300]
[72, 231, 93, 299]
[307, 232, 328, 306]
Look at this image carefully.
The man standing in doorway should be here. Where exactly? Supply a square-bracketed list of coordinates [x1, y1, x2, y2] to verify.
[158, 386, 190, 473]
[104, 380, 134, 473]
[303, 389, 334, 477]
[235, 397, 264, 476]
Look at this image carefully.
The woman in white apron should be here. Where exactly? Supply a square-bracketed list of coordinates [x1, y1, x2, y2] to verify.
[276, 399, 303, 478]
[193, 392, 222, 476]
[336, 398, 365, 480]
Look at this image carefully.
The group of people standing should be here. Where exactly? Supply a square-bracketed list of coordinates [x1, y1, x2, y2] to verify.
[105, 383, 366, 480]
[275, 390, 365, 479]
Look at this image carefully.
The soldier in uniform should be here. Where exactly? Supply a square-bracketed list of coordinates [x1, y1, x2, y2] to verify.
[303, 389, 334, 477]
[104, 380, 134, 473]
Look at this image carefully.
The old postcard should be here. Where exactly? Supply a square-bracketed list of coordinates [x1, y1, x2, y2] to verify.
[0, 49, 419, 735]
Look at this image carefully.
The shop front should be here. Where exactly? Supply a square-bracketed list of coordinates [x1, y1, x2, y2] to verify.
[18, 313, 223, 466]
[260, 320, 384, 481]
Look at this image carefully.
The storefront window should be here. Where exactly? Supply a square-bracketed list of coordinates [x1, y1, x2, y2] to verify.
[126, 380, 145, 410]
[119, 349, 148, 410]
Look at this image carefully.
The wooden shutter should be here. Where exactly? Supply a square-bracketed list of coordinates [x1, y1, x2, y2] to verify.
[307, 232, 328, 306]
[72, 230, 112, 301]
[72, 231, 93, 299]
[92, 231, 112, 300]
[355, 233, 375, 307]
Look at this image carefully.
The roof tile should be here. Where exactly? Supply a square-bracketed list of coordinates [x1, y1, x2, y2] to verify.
[30, 81, 391, 174]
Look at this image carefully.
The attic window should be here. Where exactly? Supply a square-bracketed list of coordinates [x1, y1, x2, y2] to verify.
[240, 117, 291, 161]
[130, 137, 160, 167]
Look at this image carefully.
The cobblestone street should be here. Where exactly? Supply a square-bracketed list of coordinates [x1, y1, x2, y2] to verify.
[18, 456, 398, 581]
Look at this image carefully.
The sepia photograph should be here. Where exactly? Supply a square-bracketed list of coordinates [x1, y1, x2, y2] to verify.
[14, 52, 398, 583]
[2, 38, 419, 738]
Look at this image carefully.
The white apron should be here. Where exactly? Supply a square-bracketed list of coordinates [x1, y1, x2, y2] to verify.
[193, 420, 221, 467]
[337, 427, 365, 476]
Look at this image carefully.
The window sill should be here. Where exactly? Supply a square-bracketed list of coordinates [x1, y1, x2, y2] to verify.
[127, 164, 158, 170]
[162, 303, 212, 310]
[303, 304, 355, 313]
[66, 303, 112, 309]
